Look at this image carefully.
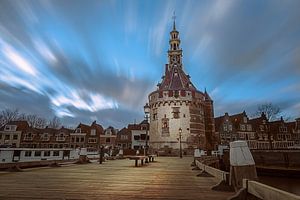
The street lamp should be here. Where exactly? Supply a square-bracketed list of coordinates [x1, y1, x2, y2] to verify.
[144, 103, 150, 156]
[179, 128, 182, 158]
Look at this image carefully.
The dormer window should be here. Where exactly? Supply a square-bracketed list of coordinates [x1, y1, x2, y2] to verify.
[243, 117, 247, 123]
[24, 133, 33, 141]
[4, 125, 17, 131]
[42, 133, 49, 141]
[56, 133, 65, 141]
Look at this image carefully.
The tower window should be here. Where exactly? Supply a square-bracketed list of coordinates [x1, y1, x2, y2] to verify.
[172, 107, 180, 119]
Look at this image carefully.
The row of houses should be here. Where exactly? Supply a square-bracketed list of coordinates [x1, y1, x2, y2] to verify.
[0, 121, 118, 152]
[2, 111, 299, 152]
[215, 111, 300, 150]
[0, 119, 150, 152]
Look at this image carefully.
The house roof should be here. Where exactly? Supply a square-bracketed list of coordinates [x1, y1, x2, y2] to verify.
[0, 120, 29, 131]
[159, 65, 196, 91]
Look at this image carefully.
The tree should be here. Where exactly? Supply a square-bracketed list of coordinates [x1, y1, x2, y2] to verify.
[255, 103, 281, 121]
[0, 108, 19, 126]
[26, 114, 47, 128]
[48, 116, 62, 129]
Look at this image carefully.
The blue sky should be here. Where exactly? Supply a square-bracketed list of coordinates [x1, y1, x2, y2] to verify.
[0, 0, 299, 128]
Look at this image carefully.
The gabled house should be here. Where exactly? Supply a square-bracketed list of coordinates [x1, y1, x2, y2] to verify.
[0, 121, 29, 148]
[116, 127, 132, 149]
[215, 111, 256, 149]
[269, 117, 294, 149]
[101, 126, 117, 149]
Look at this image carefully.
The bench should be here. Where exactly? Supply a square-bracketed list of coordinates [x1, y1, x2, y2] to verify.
[127, 156, 148, 167]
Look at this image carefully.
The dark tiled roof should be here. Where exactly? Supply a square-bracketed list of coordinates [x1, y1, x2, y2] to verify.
[159, 65, 196, 91]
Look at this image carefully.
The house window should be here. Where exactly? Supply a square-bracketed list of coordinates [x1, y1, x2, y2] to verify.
[0, 134, 2, 139]
[25, 151, 32, 157]
[75, 128, 81, 133]
[34, 151, 41, 157]
[88, 138, 97, 143]
[24, 133, 33, 140]
[105, 129, 112, 135]
[13, 134, 18, 140]
[279, 127, 287, 132]
[57, 133, 65, 141]
[42, 133, 49, 141]
[106, 138, 111, 143]
[4, 125, 10, 131]
[140, 134, 146, 140]
[243, 117, 247, 123]
[133, 135, 140, 140]
[121, 135, 128, 140]
[44, 151, 50, 157]
[260, 125, 264, 131]
[91, 129, 96, 136]
[80, 137, 84, 142]
[5, 135, 10, 140]
[4, 125, 17, 131]
[240, 124, 245, 131]
[223, 125, 228, 131]
[228, 125, 232, 131]
[53, 151, 59, 156]
[247, 125, 252, 131]
[76, 137, 80, 142]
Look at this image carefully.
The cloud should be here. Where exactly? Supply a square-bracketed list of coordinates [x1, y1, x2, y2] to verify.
[0, 0, 299, 128]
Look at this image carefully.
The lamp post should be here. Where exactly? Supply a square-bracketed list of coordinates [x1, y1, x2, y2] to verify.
[144, 103, 150, 157]
[179, 128, 182, 158]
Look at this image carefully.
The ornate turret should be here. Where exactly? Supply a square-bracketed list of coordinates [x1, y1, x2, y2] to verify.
[158, 16, 196, 92]
[147, 16, 216, 155]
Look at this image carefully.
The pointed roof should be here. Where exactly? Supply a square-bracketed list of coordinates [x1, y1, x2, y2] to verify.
[159, 66, 196, 91]
[204, 88, 212, 101]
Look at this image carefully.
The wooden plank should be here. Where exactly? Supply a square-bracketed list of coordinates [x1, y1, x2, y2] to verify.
[0, 157, 234, 199]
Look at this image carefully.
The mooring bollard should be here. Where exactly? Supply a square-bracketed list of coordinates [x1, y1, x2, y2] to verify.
[229, 141, 257, 191]
[99, 146, 104, 164]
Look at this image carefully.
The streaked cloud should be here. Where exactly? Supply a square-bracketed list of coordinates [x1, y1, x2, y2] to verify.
[0, 0, 299, 128]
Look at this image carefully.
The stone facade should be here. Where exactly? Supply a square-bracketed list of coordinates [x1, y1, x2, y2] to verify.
[147, 20, 215, 154]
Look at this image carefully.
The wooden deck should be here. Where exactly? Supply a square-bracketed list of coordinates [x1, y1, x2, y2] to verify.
[0, 157, 234, 199]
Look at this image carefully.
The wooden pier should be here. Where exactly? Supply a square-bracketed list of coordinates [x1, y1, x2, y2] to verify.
[0, 157, 234, 200]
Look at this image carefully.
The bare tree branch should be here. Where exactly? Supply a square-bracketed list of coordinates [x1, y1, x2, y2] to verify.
[0, 108, 19, 126]
[48, 116, 62, 129]
[255, 103, 281, 121]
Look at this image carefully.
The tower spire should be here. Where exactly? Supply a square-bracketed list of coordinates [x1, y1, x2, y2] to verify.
[172, 11, 176, 30]
[168, 12, 182, 69]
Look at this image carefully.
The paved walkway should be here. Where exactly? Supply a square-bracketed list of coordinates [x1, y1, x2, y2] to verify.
[0, 157, 234, 199]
